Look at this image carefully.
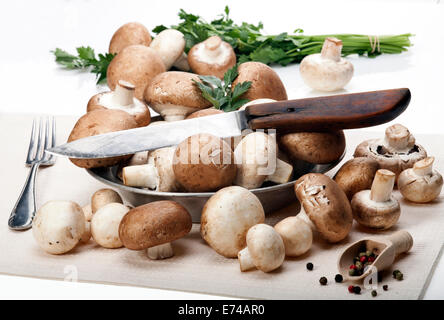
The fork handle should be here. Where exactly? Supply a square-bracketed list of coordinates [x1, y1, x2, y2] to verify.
[8, 163, 40, 230]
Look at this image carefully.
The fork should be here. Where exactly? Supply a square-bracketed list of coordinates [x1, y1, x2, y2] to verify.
[8, 117, 56, 231]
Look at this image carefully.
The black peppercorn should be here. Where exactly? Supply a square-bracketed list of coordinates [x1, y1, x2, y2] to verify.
[306, 262, 314, 271]
[383, 285, 388, 291]
[334, 274, 343, 283]
[353, 286, 361, 294]
[319, 277, 327, 285]
[395, 272, 404, 281]
[392, 269, 400, 277]
[371, 290, 377, 297]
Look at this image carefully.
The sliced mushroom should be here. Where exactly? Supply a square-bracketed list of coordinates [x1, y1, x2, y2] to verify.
[91, 188, 123, 214]
[201, 186, 265, 258]
[232, 62, 287, 101]
[107, 45, 165, 100]
[173, 133, 237, 192]
[144, 71, 212, 121]
[300, 37, 353, 92]
[351, 169, 400, 230]
[274, 216, 313, 257]
[91, 203, 129, 248]
[354, 124, 427, 177]
[149, 29, 186, 70]
[294, 173, 353, 243]
[398, 157, 443, 203]
[334, 157, 380, 200]
[109, 22, 152, 54]
[119, 201, 192, 260]
[188, 36, 236, 78]
[87, 80, 151, 127]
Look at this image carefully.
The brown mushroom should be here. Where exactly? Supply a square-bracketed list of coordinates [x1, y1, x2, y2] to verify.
[334, 157, 380, 200]
[354, 124, 427, 177]
[87, 80, 151, 127]
[107, 45, 165, 100]
[232, 62, 287, 101]
[119, 201, 192, 259]
[185, 108, 224, 119]
[144, 71, 212, 121]
[173, 133, 236, 192]
[279, 131, 346, 164]
[294, 173, 353, 243]
[67, 109, 138, 168]
[109, 22, 152, 54]
[351, 169, 400, 230]
[188, 36, 236, 79]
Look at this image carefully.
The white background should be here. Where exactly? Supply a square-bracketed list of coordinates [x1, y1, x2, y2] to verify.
[0, 0, 443, 299]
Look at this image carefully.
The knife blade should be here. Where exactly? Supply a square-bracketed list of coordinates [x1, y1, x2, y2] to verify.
[48, 88, 410, 159]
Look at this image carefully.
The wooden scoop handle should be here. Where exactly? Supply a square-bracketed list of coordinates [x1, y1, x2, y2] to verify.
[246, 88, 411, 132]
[387, 230, 413, 256]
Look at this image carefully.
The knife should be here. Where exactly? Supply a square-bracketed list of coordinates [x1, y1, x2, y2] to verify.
[48, 88, 410, 159]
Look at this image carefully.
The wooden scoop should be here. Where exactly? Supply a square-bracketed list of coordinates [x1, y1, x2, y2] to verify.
[337, 230, 413, 281]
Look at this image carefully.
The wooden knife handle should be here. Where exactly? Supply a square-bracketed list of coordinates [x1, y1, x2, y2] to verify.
[245, 88, 411, 132]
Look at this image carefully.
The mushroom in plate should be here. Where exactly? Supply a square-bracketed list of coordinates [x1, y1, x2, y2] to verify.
[91, 203, 129, 249]
[300, 37, 354, 92]
[238, 224, 285, 273]
[201, 186, 265, 258]
[354, 124, 427, 177]
[279, 131, 346, 164]
[149, 29, 186, 70]
[274, 216, 313, 257]
[351, 169, 400, 230]
[398, 157, 443, 203]
[32, 201, 86, 255]
[144, 71, 212, 121]
[173, 133, 237, 192]
[334, 157, 380, 200]
[294, 173, 353, 243]
[109, 22, 152, 54]
[107, 45, 165, 100]
[119, 201, 192, 260]
[91, 188, 123, 214]
[67, 109, 139, 168]
[188, 36, 236, 79]
[87, 80, 151, 127]
[232, 62, 287, 101]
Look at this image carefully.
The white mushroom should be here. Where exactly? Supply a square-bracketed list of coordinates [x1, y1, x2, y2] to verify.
[91, 203, 129, 249]
[80, 204, 93, 244]
[149, 29, 186, 70]
[91, 188, 123, 214]
[173, 52, 191, 71]
[274, 216, 312, 257]
[238, 224, 285, 273]
[398, 157, 443, 203]
[300, 37, 354, 92]
[32, 201, 86, 255]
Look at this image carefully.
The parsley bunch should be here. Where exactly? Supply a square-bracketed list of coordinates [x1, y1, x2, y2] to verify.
[193, 65, 252, 112]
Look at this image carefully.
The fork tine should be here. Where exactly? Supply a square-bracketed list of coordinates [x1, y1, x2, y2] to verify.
[42, 117, 51, 162]
[34, 118, 45, 162]
[43, 116, 56, 163]
[26, 119, 37, 163]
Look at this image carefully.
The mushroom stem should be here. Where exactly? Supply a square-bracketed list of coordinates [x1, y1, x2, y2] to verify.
[113, 80, 135, 106]
[146, 243, 174, 260]
[173, 52, 190, 71]
[384, 124, 415, 152]
[321, 37, 342, 62]
[238, 247, 255, 271]
[205, 36, 222, 51]
[413, 157, 434, 176]
[370, 169, 396, 202]
[296, 208, 316, 231]
[122, 164, 159, 190]
[265, 158, 293, 184]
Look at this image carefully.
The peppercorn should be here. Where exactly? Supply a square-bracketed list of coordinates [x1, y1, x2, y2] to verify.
[360, 256, 367, 263]
[368, 256, 375, 263]
[353, 286, 361, 294]
[353, 257, 360, 263]
[395, 272, 404, 281]
[319, 277, 328, 285]
[371, 290, 377, 297]
[349, 269, 356, 276]
[350, 264, 356, 269]
[335, 274, 343, 283]
[306, 262, 314, 271]
[359, 252, 367, 258]
[366, 250, 373, 257]
[348, 285, 354, 293]
[355, 261, 363, 270]
[392, 269, 400, 277]
[383, 285, 388, 291]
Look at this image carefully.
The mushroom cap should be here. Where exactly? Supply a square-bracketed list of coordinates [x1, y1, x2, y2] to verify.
[279, 131, 346, 164]
[68, 109, 138, 168]
[147, 147, 181, 192]
[149, 29, 186, 70]
[107, 45, 165, 100]
[185, 108, 224, 119]
[334, 157, 380, 200]
[119, 201, 192, 250]
[87, 81, 151, 127]
[398, 158, 443, 203]
[201, 186, 265, 258]
[294, 173, 353, 243]
[188, 36, 237, 79]
[32, 201, 85, 255]
[244, 224, 285, 272]
[274, 216, 312, 257]
[91, 203, 129, 248]
[173, 133, 237, 192]
[232, 62, 287, 101]
[109, 22, 152, 54]
[91, 188, 123, 214]
[351, 190, 400, 230]
[144, 71, 212, 121]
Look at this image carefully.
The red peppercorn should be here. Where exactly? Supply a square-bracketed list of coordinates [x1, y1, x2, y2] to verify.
[348, 285, 354, 293]
[368, 256, 375, 263]
[350, 264, 356, 269]
[360, 256, 367, 263]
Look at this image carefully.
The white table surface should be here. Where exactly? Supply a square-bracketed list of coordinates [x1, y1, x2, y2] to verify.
[0, 0, 443, 299]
